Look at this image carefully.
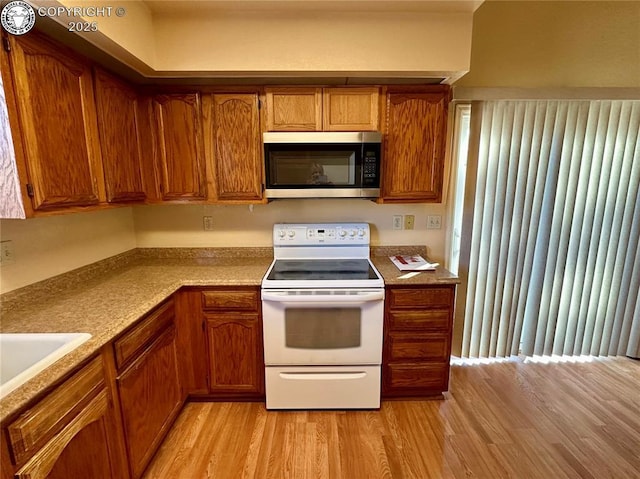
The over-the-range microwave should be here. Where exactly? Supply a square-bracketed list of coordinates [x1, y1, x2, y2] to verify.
[263, 131, 381, 199]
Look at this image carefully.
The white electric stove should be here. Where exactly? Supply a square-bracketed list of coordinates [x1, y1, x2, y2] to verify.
[261, 223, 385, 409]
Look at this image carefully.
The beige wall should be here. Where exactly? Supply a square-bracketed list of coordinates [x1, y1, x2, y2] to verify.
[0, 201, 448, 294]
[456, 1, 640, 88]
[0, 208, 136, 294]
[48, 1, 474, 79]
[55, 0, 156, 67]
[151, 10, 472, 78]
[133, 201, 448, 259]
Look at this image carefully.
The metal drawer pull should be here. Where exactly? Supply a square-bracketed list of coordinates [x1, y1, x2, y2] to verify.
[279, 372, 367, 381]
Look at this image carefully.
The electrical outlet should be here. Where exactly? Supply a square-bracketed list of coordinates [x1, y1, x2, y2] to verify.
[203, 216, 214, 231]
[392, 215, 403, 230]
[404, 215, 415, 230]
[0, 240, 15, 265]
[427, 215, 442, 229]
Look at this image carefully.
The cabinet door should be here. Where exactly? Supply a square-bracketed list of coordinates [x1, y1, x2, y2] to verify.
[205, 313, 264, 397]
[323, 87, 379, 131]
[208, 93, 263, 201]
[6, 33, 104, 210]
[15, 390, 117, 479]
[153, 93, 206, 200]
[117, 324, 182, 479]
[381, 87, 449, 202]
[265, 88, 322, 131]
[94, 69, 146, 203]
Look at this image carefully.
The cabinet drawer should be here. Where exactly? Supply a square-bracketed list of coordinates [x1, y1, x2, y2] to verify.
[202, 290, 259, 311]
[387, 287, 454, 310]
[7, 356, 104, 465]
[387, 333, 450, 361]
[114, 299, 174, 370]
[383, 362, 449, 393]
[14, 389, 113, 479]
[388, 310, 451, 331]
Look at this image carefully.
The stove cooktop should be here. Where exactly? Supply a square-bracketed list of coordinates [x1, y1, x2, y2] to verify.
[262, 257, 384, 289]
[262, 222, 384, 289]
[266, 259, 379, 282]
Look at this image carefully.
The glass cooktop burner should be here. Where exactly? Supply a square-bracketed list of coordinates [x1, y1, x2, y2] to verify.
[267, 259, 379, 281]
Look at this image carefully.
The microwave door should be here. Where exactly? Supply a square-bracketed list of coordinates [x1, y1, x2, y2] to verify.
[266, 147, 360, 187]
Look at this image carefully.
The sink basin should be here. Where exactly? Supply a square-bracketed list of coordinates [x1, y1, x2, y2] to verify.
[0, 333, 91, 399]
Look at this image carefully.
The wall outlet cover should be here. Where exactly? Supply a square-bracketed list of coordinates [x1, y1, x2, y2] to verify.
[404, 215, 415, 230]
[427, 215, 442, 229]
[0, 240, 15, 265]
[392, 215, 403, 230]
[203, 216, 214, 231]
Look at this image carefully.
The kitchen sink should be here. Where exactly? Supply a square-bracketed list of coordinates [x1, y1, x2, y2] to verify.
[0, 333, 91, 399]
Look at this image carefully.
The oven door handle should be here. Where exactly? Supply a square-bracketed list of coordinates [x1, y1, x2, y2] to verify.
[261, 290, 384, 303]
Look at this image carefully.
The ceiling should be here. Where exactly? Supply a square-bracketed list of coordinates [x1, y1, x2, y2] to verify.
[143, 0, 484, 15]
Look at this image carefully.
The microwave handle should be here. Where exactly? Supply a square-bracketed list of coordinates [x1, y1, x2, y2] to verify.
[261, 290, 384, 304]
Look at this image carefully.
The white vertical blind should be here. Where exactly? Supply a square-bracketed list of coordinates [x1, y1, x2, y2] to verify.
[461, 100, 640, 358]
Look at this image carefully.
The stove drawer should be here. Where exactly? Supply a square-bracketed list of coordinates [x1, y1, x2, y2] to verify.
[265, 366, 380, 409]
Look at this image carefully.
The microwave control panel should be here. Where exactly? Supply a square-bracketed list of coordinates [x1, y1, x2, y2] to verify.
[362, 147, 381, 187]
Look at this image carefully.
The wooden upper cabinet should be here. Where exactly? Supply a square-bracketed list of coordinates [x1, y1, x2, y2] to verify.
[323, 88, 379, 131]
[265, 88, 322, 131]
[381, 86, 449, 203]
[265, 87, 379, 132]
[206, 93, 263, 202]
[5, 33, 104, 210]
[93, 69, 146, 203]
[153, 93, 206, 200]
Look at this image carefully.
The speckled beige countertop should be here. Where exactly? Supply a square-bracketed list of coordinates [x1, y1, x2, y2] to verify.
[371, 246, 460, 286]
[0, 246, 457, 423]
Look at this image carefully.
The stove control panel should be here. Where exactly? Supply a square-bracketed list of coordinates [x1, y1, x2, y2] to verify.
[273, 223, 370, 246]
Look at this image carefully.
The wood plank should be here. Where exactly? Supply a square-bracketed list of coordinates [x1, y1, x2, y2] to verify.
[143, 357, 640, 479]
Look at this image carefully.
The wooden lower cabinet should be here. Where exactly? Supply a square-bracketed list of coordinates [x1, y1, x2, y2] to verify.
[2, 357, 127, 479]
[115, 300, 183, 479]
[202, 287, 265, 399]
[383, 285, 456, 398]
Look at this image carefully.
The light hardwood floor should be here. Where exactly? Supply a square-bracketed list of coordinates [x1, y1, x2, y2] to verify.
[143, 357, 640, 479]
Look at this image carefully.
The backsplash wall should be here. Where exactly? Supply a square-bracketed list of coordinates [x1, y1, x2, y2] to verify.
[0, 201, 449, 295]
[0, 208, 136, 294]
[133, 200, 448, 261]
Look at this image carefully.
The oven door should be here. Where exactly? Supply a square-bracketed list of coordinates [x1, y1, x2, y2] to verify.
[261, 289, 384, 366]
